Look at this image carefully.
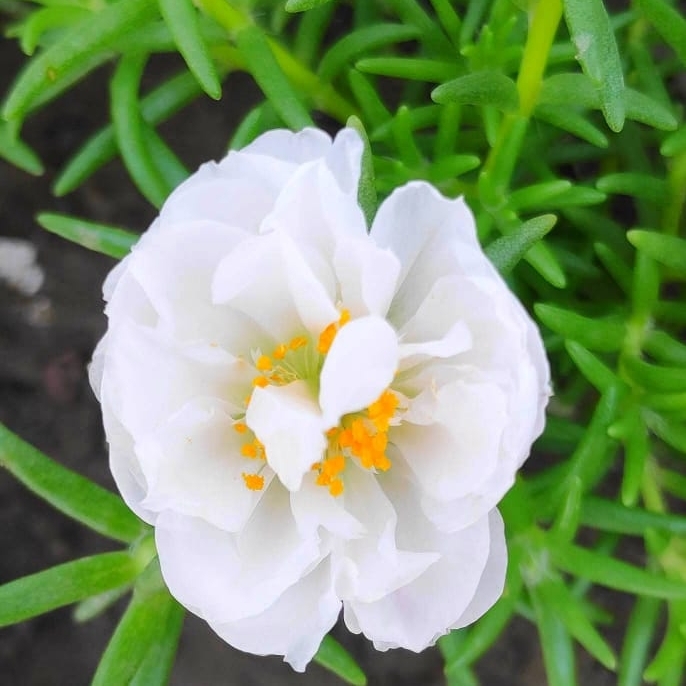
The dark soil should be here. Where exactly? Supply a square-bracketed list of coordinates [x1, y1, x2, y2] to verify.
[0, 36, 622, 686]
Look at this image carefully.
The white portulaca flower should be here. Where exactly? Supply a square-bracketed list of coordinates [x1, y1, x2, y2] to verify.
[90, 127, 550, 670]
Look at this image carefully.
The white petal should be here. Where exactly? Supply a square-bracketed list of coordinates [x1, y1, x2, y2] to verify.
[155, 487, 322, 623]
[246, 381, 326, 491]
[392, 379, 508, 502]
[319, 316, 399, 428]
[239, 127, 333, 166]
[333, 237, 401, 318]
[210, 560, 340, 672]
[136, 397, 267, 531]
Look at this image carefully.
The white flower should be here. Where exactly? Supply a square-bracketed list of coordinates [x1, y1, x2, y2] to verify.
[90, 127, 550, 670]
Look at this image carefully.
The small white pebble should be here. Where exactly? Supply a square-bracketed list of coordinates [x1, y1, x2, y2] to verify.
[0, 237, 45, 296]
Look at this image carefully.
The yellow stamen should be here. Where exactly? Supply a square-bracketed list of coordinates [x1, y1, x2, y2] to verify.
[233, 422, 248, 434]
[256, 355, 272, 371]
[253, 375, 269, 388]
[241, 443, 257, 458]
[289, 336, 307, 350]
[242, 473, 264, 491]
[329, 478, 344, 497]
[273, 343, 288, 360]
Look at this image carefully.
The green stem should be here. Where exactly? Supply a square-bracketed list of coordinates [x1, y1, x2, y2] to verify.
[195, 0, 356, 123]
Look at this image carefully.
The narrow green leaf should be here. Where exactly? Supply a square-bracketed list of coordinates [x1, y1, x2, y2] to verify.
[143, 121, 189, 189]
[314, 635, 367, 686]
[535, 303, 625, 352]
[347, 69, 391, 129]
[73, 585, 131, 623]
[157, 0, 220, 99]
[293, 2, 336, 65]
[130, 600, 184, 686]
[623, 356, 686, 393]
[0, 423, 144, 544]
[0, 121, 43, 175]
[37, 212, 138, 258]
[661, 126, 686, 157]
[111, 54, 171, 207]
[565, 341, 619, 393]
[485, 214, 556, 275]
[346, 115, 377, 228]
[0, 553, 139, 627]
[644, 614, 686, 682]
[647, 414, 686, 454]
[636, 0, 686, 66]
[19, 6, 90, 56]
[429, 0, 461, 46]
[535, 576, 617, 670]
[432, 72, 519, 112]
[507, 181, 571, 212]
[580, 497, 686, 537]
[54, 70, 202, 196]
[562, 0, 625, 131]
[318, 24, 419, 81]
[358, 57, 459, 82]
[385, 0, 454, 56]
[236, 24, 313, 129]
[285, 0, 333, 12]
[92, 577, 179, 686]
[2, 0, 158, 121]
[530, 584, 577, 686]
[618, 596, 662, 686]
[597, 173, 667, 204]
[524, 242, 567, 288]
[620, 410, 649, 507]
[594, 242, 633, 293]
[551, 476, 584, 542]
[644, 330, 686, 367]
[535, 104, 609, 148]
[628, 230, 686, 273]
[551, 542, 686, 599]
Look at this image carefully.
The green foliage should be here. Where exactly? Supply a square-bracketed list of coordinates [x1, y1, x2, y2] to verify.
[2, 0, 686, 684]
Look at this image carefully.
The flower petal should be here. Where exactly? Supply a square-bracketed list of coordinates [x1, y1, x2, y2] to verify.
[246, 381, 326, 491]
[319, 316, 399, 428]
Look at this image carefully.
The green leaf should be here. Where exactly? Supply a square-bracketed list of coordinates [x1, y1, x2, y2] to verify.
[2, 0, 158, 121]
[347, 69, 391, 129]
[618, 596, 662, 686]
[636, 0, 686, 66]
[507, 181, 572, 212]
[0, 423, 144, 544]
[534, 303, 625, 351]
[37, 212, 138, 258]
[485, 214, 557, 275]
[565, 341, 619, 393]
[0, 120, 43, 175]
[346, 115, 377, 228]
[563, 0, 625, 131]
[313, 635, 367, 686]
[535, 104, 609, 148]
[432, 72, 519, 112]
[285, 0, 333, 12]
[92, 564, 181, 686]
[661, 126, 686, 157]
[18, 6, 90, 56]
[0, 552, 140, 627]
[358, 57, 459, 82]
[236, 24, 313, 129]
[647, 414, 686, 454]
[110, 54, 171, 208]
[318, 24, 419, 81]
[385, 0, 454, 56]
[157, 0, 221, 99]
[54, 70, 202, 196]
[627, 230, 686, 273]
[73, 586, 131, 623]
[551, 542, 686, 599]
[597, 173, 667, 204]
[623, 356, 686, 393]
[644, 330, 686, 367]
[579, 497, 686, 537]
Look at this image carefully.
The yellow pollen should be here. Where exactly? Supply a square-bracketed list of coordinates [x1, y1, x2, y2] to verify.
[329, 478, 344, 497]
[242, 473, 264, 491]
[241, 442, 258, 458]
[273, 344, 287, 360]
[289, 336, 307, 350]
[253, 375, 269, 388]
[317, 309, 352, 354]
[233, 422, 248, 434]
[339, 309, 351, 326]
[256, 355, 272, 371]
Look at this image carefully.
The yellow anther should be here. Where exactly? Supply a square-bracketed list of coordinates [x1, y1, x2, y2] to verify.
[374, 454, 392, 471]
[317, 323, 337, 354]
[233, 422, 248, 434]
[329, 478, 344, 497]
[253, 375, 269, 388]
[339, 309, 351, 326]
[242, 473, 265, 491]
[316, 472, 331, 487]
[351, 418, 368, 443]
[289, 336, 307, 350]
[371, 433, 387, 452]
[323, 455, 345, 477]
[273, 343, 288, 360]
[241, 442, 257, 458]
[256, 355, 272, 371]
[310, 461, 321, 471]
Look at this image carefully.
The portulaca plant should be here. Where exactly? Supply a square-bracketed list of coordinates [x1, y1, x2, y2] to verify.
[1, 1, 686, 685]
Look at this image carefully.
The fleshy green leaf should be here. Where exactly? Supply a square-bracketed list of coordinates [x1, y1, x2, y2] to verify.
[485, 214, 557, 275]
[535, 303, 625, 351]
[618, 596, 662, 686]
[597, 173, 667, 204]
[636, 0, 686, 66]
[0, 423, 144, 544]
[313, 635, 367, 686]
[0, 120, 43, 175]
[432, 72, 519, 112]
[563, 0, 625, 131]
[358, 57, 459, 82]
[346, 115, 377, 228]
[285, 0, 333, 12]
[627, 230, 686, 273]
[622, 356, 686, 393]
[551, 542, 686, 599]
[579, 497, 686, 536]
[236, 24, 313, 129]
[157, 0, 221, 99]
[2, 0, 158, 121]
[0, 553, 140, 627]
[37, 212, 138, 258]
[565, 341, 619, 393]
[535, 104, 609, 148]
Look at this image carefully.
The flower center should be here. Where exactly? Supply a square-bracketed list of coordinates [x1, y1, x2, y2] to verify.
[236, 310, 398, 496]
